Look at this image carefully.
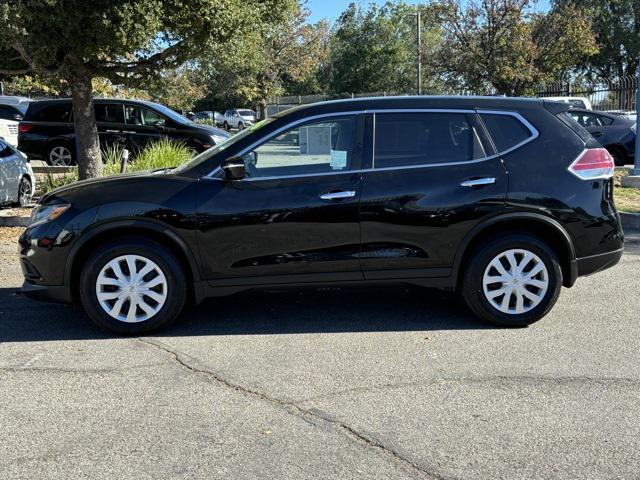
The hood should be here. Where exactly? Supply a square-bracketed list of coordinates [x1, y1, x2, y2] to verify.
[40, 170, 155, 204]
[193, 124, 230, 137]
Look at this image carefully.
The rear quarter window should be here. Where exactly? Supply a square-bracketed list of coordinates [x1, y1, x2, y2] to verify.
[480, 113, 534, 153]
[556, 111, 600, 148]
[26, 103, 72, 123]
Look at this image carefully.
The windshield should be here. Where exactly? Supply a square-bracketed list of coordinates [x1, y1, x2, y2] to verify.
[145, 102, 193, 125]
[239, 110, 255, 117]
[172, 117, 275, 173]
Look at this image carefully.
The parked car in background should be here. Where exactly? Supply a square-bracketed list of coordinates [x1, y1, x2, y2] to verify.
[569, 108, 636, 166]
[18, 98, 230, 165]
[223, 109, 256, 131]
[0, 139, 34, 207]
[540, 96, 592, 110]
[20, 96, 623, 334]
[0, 99, 28, 147]
[0, 95, 31, 114]
[195, 110, 224, 127]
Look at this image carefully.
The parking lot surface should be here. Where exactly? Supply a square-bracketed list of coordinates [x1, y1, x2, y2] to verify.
[1, 229, 639, 479]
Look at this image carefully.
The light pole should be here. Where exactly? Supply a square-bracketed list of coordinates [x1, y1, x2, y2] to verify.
[416, 7, 422, 95]
[634, 64, 640, 175]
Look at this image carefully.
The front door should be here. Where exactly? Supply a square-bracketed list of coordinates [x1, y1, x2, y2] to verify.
[123, 104, 165, 153]
[359, 110, 509, 279]
[195, 114, 365, 286]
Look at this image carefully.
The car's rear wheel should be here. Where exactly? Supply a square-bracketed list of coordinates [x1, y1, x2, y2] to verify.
[17, 175, 33, 207]
[47, 143, 74, 166]
[462, 234, 562, 327]
[79, 238, 187, 334]
[238, 122, 244, 131]
[223, 121, 230, 131]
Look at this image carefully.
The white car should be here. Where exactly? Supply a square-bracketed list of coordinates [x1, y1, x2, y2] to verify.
[0, 98, 29, 147]
[540, 96, 592, 110]
[0, 139, 35, 207]
[222, 109, 256, 131]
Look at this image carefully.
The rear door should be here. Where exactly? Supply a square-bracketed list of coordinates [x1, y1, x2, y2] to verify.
[0, 140, 19, 204]
[95, 102, 127, 152]
[359, 110, 511, 279]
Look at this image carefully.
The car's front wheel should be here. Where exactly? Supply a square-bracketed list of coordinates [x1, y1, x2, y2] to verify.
[17, 175, 33, 207]
[79, 238, 187, 334]
[462, 234, 562, 327]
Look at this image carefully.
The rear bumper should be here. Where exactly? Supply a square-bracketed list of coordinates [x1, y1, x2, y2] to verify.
[576, 248, 624, 277]
[22, 281, 73, 304]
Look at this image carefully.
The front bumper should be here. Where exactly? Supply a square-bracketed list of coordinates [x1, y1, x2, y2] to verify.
[22, 280, 73, 304]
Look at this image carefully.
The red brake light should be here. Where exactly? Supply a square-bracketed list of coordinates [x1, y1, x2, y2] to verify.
[568, 148, 614, 180]
[18, 123, 33, 133]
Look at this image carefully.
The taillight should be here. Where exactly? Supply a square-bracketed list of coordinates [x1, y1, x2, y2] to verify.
[568, 148, 615, 180]
[18, 123, 33, 133]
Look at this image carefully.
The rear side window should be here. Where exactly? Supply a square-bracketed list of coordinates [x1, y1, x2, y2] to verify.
[0, 139, 13, 157]
[374, 112, 486, 168]
[95, 104, 124, 123]
[27, 103, 72, 123]
[556, 111, 600, 147]
[480, 113, 533, 153]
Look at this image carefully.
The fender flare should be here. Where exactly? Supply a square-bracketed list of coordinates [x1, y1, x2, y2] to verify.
[451, 212, 577, 281]
[64, 218, 202, 288]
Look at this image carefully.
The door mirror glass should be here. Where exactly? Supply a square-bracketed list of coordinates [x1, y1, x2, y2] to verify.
[221, 156, 246, 181]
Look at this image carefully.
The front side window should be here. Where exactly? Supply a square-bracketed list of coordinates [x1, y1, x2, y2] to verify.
[242, 116, 357, 178]
[124, 105, 165, 126]
[374, 112, 486, 168]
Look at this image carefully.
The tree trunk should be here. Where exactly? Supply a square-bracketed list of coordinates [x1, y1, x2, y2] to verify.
[257, 97, 267, 120]
[69, 72, 102, 179]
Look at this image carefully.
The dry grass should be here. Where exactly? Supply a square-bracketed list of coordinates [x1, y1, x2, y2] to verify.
[614, 168, 640, 213]
[0, 227, 25, 244]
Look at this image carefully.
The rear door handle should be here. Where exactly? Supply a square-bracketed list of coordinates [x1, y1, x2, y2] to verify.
[460, 177, 496, 188]
[105, 129, 121, 133]
[320, 190, 357, 200]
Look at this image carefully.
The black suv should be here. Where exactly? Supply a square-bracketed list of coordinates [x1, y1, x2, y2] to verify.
[19, 96, 623, 334]
[18, 98, 230, 165]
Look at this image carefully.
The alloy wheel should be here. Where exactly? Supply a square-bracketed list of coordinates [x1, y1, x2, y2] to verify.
[482, 249, 549, 315]
[18, 177, 32, 206]
[95, 254, 168, 323]
[49, 146, 73, 166]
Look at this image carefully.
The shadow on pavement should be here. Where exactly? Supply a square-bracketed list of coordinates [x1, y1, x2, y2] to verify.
[0, 285, 492, 343]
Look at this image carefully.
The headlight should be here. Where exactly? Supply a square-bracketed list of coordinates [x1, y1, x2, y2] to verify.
[29, 203, 70, 227]
[210, 134, 228, 145]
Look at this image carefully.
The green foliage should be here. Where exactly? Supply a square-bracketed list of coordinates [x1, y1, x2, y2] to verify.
[41, 171, 79, 194]
[553, 0, 640, 78]
[325, 2, 441, 94]
[103, 139, 194, 176]
[430, 0, 598, 95]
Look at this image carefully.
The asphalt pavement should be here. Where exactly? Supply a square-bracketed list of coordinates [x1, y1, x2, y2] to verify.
[1, 230, 639, 479]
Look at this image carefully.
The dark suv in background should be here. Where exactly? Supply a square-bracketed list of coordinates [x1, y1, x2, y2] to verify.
[18, 98, 230, 165]
[19, 96, 623, 334]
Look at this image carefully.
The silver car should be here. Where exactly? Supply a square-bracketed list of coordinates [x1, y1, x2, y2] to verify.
[0, 139, 35, 207]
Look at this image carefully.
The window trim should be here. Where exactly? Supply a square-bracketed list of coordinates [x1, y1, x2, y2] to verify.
[205, 108, 539, 180]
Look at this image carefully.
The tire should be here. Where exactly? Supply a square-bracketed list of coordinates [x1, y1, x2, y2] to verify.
[79, 237, 187, 335]
[238, 122, 244, 131]
[607, 147, 626, 167]
[223, 121, 230, 131]
[462, 234, 562, 327]
[17, 175, 33, 207]
[47, 143, 75, 166]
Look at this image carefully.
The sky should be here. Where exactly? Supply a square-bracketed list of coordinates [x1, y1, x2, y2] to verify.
[306, 0, 551, 24]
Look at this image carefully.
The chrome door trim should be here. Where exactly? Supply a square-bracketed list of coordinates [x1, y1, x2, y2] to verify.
[320, 190, 357, 200]
[460, 177, 496, 187]
[204, 108, 540, 181]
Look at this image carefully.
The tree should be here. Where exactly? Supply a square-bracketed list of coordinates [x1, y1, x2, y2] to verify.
[553, 0, 640, 78]
[0, 0, 288, 179]
[200, 0, 328, 117]
[325, 2, 443, 95]
[431, 0, 598, 95]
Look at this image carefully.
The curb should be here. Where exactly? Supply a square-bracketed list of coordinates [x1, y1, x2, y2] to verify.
[0, 216, 30, 227]
[621, 212, 640, 231]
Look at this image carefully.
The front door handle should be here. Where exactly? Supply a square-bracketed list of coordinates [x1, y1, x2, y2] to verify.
[320, 190, 357, 201]
[460, 177, 496, 188]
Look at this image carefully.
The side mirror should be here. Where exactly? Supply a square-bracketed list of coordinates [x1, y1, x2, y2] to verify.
[221, 156, 246, 181]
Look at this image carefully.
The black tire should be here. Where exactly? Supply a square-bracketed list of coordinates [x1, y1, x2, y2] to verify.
[46, 142, 75, 166]
[238, 122, 244, 131]
[607, 146, 626, 167]
[17, 175, 33, 207]
[462, 234, 562, 327]
[79, 237, 187, 335]
[223, 121, 230, 131]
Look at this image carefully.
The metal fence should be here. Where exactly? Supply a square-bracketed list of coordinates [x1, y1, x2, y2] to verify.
[266, 75, 638, 117]
[533, 75, 637, 113]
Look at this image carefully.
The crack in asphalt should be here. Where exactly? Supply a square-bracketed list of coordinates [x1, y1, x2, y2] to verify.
[137, 337, 451, 480]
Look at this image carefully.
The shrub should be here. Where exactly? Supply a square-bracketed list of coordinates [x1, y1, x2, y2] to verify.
[39, 139, 194, 195]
